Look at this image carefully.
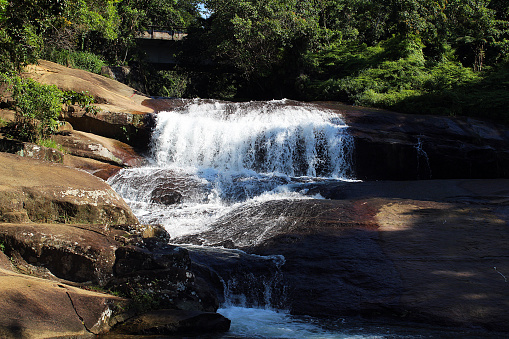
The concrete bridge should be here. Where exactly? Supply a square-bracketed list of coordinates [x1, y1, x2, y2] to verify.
[135, 27, 188, 66]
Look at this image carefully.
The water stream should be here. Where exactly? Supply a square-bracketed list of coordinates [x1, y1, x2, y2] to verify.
[108, 99, 485, 338]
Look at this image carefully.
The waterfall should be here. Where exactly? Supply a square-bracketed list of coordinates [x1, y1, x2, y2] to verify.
[108, 99, 354, 240]
[108, 99, 360, 337]
[151, 99, 353, 179]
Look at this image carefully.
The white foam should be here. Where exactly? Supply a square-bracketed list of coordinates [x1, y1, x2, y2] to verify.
[151, 101, 353, 178]
[218, 306, 379, 339]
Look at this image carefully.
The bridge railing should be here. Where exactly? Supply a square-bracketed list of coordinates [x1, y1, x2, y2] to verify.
[136, 26, 188, 41]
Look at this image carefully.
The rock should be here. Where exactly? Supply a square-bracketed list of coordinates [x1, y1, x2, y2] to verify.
[107, 168, 210, 206]
[24, 60, 155, 149]
[0, 152, 138, 225]
[181, 179, 509, 331]
[109, 309, 230, 335]
[0, 138, 64, 163]
[0, 153, 220, 320]
[25, 60, 152, 115]
[0, 251, 13, 271]
[0, 222, 219, 315]
[186, 246, 287, 308]
[108, 243, 219, 313]
[0, 108, 15, 123]
[52, 130, 147, 179]
[150, 186, 182, 205]
[0, 221, 221, 325]
[63, 154, 126, 181]
[62, 106, 155, 150]
[0, 223, 120, 285]
[317, 102, 509, 180]
[0, 268, 124, 338]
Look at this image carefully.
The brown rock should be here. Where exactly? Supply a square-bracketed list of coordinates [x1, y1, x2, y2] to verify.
[0, 138, 64, 163]
[0, 268, 124, 338]
[51, 130, 146, 179]
[63, 154, 124, 181]
[24, 60, 152, 114]
[23, 60, 156, 149]
[317, 102, 509, 180]
[182, 179, 509, 331]
[0, 223, 120, 285]
[0, 152, 138, 225]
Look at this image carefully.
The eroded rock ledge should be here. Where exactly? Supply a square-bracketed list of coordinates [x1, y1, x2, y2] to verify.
[0, 153, 229, 337]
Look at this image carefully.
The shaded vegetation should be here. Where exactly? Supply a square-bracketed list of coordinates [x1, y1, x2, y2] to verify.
[1, 0, 509, 128]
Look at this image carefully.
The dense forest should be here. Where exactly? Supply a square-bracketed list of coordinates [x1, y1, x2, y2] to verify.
[1, 0, 509, 127]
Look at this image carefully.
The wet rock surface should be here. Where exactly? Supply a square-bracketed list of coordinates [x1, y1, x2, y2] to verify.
[109, 309, 231, 336]
[181, 179, 509, 331]
[318, 102, 509, 180]
[185, 245, 287, 308]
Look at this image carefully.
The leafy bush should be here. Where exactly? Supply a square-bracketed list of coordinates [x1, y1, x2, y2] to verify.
[37, 138, 65, 153]
[43, 49, 106, 74]
[1, 74, 63, 142]
[62, 90, 99, 114]
[156, 70, 189, 98]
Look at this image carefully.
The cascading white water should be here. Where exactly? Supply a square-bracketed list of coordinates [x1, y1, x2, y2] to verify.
[108, 99, 354, 239]
[108, 100, 484, 338]
[109, 100, 479, 338]
[151, 99, 353, 178]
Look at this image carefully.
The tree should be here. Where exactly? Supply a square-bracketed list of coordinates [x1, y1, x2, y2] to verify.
[197, 0, 319, 97]
[447, 0, 508, 71]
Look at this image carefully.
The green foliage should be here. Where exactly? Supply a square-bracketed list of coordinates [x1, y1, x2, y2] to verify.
[43, 49, 106, 74]
[37, 138, 65, 153]
[1, 74, 63, 142]
[203, 0, 319, 79]
[99, 0, 200, 65]
[0, 0, 507, 123]
[0, 0, 121, 73]
[157, 70, 189, 98]
[62, 90, 100, 114]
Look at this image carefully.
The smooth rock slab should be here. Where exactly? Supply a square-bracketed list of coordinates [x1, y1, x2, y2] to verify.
[182, 179, 509, 332]
[0, 152, 138, 225]
[0, 268, 123, 338]
[318, 102, 509, 180]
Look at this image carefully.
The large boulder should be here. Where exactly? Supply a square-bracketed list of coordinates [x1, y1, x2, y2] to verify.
[179, 179, 509, 331]
[0, 152, 138, 225]
[0, 222, 119, 285]
[53, 130, 147, 180]
[109, 309, 230, 336]
[24, 60, 151, 115]
[53, 130, 146, 167]
[0, 153, 225, 336]
[0, 267, 124, 338]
